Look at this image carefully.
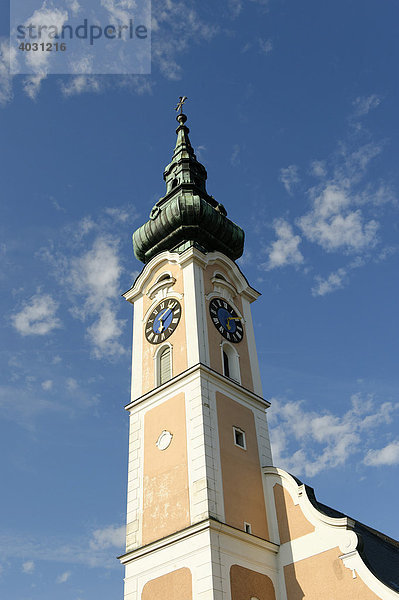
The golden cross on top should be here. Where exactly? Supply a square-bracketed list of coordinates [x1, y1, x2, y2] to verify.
[175, 96, 187, 114]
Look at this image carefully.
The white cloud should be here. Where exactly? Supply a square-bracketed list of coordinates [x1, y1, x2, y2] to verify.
[66, 378, 78, 391]
[89, 525, 125, 550]
[41, 380, 53, 391]
[311, 267, 347, 296]
[0, 525, 124, 569]
[263, 219, 304, 270]
[87, 307, 125, 359]
[0, 39, 15, 106]
[310, 160, 327, 178]
[67, 235, 126, 358]
[11, 293, 62, 336]
[311, 257, 364, 297]
[352, 94, 381, 118]
[258, 38, 273, 54]
[298, 184, 379, 252]
[231, 144, 240, 167]
[104, 207, 130, 223]
[22, 561, 35, 574]
[23, 74, 47, 101]
[280, 165, 300, 194]
[68, 236, 121, 301]
[56, 570, 71, 583]
[151, 0, 218, 80]
[60, 75, 103, 98]
[364, 441, 399, 466]
[270, 393, 399, 477]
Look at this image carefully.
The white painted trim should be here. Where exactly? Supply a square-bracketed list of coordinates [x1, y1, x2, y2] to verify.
[123, 248, 260, 304]
[241, 295, 263, 397]
[153, 342, 173, 387]
[221, 341, 241, 384]
[233, 426, 247, 450]
[131, 296, 143, 400]
[194, 261, 210, 366]
[182, 260, 200, 366]
[263, 466, 399, 600]
[125, 363, 270, 412]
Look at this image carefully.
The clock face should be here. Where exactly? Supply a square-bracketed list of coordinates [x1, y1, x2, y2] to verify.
[145, 299, 182, 344]
[209, 298, 244, 343]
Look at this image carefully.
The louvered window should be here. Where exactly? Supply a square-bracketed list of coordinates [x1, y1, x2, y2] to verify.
[159, 346, 171, 385]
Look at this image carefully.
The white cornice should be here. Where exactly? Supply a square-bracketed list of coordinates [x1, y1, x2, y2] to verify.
[125, 362, 271, 411]
[123, 248, 260, 304]
[118, 518, 279, 566]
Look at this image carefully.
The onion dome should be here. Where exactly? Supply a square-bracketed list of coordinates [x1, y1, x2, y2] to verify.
[132, 101, 245, 264]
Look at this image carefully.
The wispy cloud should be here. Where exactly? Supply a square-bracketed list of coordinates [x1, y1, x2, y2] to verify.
[352, 94, 381, 118]
[11, 293, 62, 336]
[56, 571, 71, 583]
[311, 257, 364, 296]
[0, 39, 15, 106]
[89, 524, 125, 550]
[280, 165, 300, 194]
[364, 441, 399, 466]
[0, 523, 125, 569]
[270, 393, 399, 477]
[41, 379, 53, 391]
[298, 183, 379, 253]
[67, 235, 126, 358]
[22, 561, 35, 574]
[39, 208, 134, 359]
[263, 219, 304, 270]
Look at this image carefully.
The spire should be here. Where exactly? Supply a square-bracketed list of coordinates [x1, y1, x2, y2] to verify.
[162, 98, 211, 203]
[132, 98, 244, 264]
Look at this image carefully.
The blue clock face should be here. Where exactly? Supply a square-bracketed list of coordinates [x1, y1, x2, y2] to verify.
[209, 298, 244, 343]
[145, 299, 182, 344]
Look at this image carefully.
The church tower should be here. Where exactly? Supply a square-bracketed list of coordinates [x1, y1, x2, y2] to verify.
[119, 102, 276, 599]
[119, 102, 399, 600]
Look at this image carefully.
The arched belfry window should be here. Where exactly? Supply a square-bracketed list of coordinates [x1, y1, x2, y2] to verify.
[221, 342, 240, 383]
[156, 344, 172, 386]
[223, 350, 230, 378]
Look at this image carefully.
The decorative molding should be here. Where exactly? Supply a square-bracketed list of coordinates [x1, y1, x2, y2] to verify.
[146, 272, 177, 300]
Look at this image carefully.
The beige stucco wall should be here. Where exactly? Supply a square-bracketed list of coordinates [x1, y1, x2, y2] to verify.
[141, 261, 187, 395]
[284, 546, 383, 600]
[203, 264, 254, 391]
[216, 392, 269, 538]
[142, 392, 190, 545]
[230, 564, 276, 600]
[141, 567, 192, 599]
[273, 483, 315, 543]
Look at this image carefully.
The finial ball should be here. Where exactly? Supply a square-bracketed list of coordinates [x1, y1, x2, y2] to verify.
[176, 113, 187, 125]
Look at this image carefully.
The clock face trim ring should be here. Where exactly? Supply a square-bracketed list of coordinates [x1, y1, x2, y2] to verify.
[209, 297, 244, 343]
[145, 298, 182, 344]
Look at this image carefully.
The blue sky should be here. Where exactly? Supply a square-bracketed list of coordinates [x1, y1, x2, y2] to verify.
[1, 1, 399, 598]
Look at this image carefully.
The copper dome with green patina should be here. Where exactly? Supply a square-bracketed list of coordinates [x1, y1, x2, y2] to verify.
[132, 110, 244, 264]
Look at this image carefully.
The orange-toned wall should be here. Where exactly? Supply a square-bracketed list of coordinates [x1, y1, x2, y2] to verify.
[141, 261, 187, 395]
[142, 567, 192, 600]
[230, 564, 276, 600]
[142, 393, 190, 545]
[203, 264, 254, 391]
[216, 392, 269, 538]
[273, 483, 314, 543]
[284, 547, 383, 600]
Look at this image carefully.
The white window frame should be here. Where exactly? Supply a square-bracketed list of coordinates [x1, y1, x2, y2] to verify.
[233, 426, 246, 450]
[244, 522, 252, 534]
[220, 341, 241, 384]
[154, 342, 173, 387]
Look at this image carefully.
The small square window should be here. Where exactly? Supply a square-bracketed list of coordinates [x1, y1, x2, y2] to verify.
[244, 522, 252, 534]
[233, 427, 246, 449]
